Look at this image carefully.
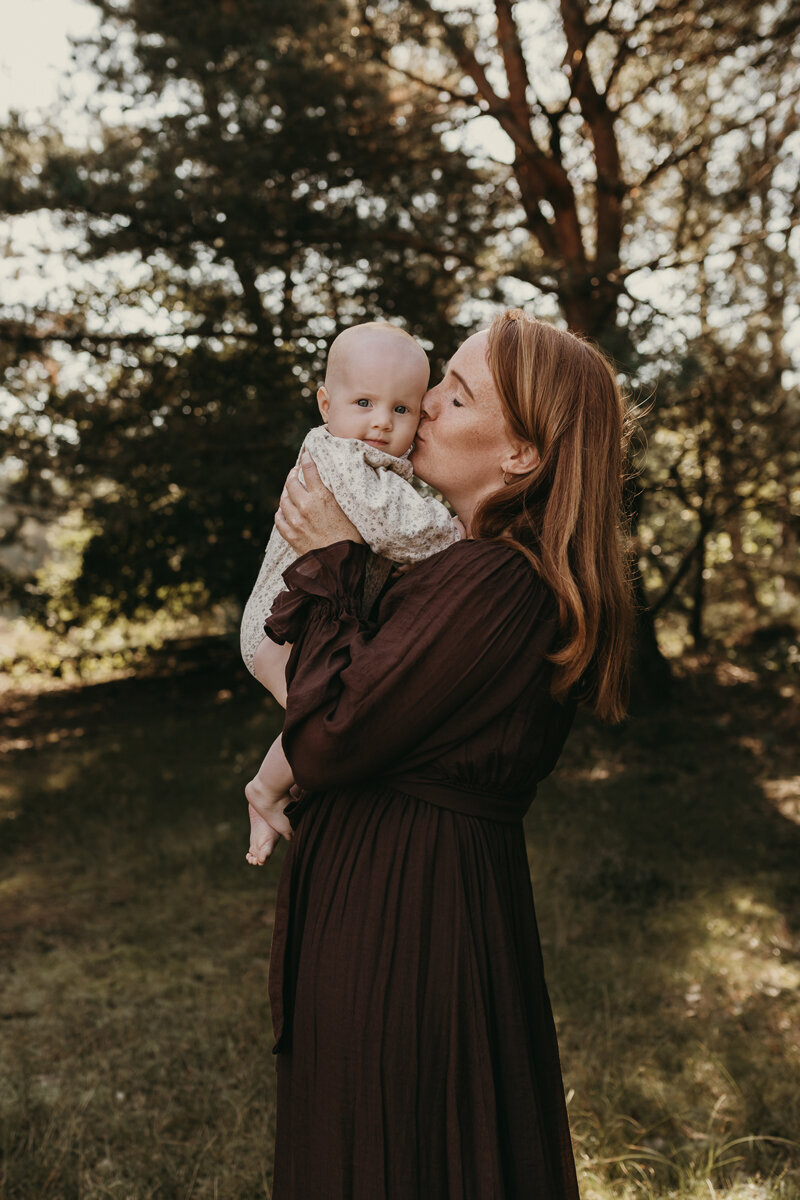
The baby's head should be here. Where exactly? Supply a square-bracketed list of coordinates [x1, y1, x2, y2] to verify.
[317, 323, 429, 458]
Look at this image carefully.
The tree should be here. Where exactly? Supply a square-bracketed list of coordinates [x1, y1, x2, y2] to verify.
[360, 0, 800, 693]
[0, 0, 499, 628]
[2, 0, 797, 701]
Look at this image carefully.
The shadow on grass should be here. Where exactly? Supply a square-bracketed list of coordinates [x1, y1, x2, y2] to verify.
[527, 660, 800, 1196]
[0, 657, 287, 1199]
[0, 650, 798, 1197]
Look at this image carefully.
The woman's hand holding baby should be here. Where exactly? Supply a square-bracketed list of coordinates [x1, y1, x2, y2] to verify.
[275, 453, 364, 556]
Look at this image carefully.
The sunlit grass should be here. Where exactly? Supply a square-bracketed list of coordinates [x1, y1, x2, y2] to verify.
[526, 661, 800, 1200]
[0, 601, 238, 694]
[0, 654, 798, 1197]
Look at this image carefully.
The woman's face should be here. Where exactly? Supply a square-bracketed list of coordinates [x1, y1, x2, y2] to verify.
[410, 330, 517, 527]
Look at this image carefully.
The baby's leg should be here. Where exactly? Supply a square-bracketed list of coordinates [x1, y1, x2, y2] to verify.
[244, 733, 295, 865]
[246, 803, 282, 866]
[253, 638, 291, 708]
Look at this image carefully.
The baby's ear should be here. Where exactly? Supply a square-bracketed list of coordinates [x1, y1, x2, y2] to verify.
[316, 385, 330, 423]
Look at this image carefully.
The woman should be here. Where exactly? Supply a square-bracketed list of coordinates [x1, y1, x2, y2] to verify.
[247, 309, 634, 1198]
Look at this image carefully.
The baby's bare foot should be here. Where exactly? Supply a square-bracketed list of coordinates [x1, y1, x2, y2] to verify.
[246, 802, 280, 866]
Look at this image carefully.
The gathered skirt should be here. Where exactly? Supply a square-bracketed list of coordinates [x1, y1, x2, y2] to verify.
[268, 782, 580, 1200]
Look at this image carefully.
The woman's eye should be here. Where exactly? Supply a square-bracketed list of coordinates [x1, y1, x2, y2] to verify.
[452, 397, 463, 407]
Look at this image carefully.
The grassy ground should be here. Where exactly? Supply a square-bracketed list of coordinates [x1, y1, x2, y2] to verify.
[0, 645, 798, 1199]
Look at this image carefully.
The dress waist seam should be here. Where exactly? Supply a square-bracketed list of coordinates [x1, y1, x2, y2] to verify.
[379, 773, 532, 824]
[283, 776, 534, 828]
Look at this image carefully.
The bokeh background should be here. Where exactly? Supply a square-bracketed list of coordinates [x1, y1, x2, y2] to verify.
[1, 1, 798, 1197]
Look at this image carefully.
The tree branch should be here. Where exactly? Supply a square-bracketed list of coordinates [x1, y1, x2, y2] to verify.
[613, 219, 800, 282]
[404, 0, 585, 267]
[359, 15, 481, 108]
[559, 0, 624, 272]
[493, 0, 535, 126]
[0, 319, 262, 349]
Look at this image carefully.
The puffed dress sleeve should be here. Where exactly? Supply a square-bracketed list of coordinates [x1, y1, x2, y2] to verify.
[264, 536, 561, 793]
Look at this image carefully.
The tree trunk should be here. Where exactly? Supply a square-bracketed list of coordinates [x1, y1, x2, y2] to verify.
[728, 516, 760, 618]
[690, 525, 708, 650]
[624, 476, 673, 711]
[629, 567, 674, 712]
[561, 279, 619, 346]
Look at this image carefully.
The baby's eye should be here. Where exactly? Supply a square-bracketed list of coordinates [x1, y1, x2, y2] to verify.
[395, 405, 409, 414]
[356, 399, 371, 407]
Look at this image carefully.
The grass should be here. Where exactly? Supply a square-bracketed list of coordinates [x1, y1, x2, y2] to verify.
[0, 644, 798, 1198]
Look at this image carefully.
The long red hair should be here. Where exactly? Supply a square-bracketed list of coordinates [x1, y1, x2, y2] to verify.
[473, 309, 636, 723]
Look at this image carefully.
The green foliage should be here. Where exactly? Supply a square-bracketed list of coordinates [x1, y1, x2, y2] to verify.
[0, 0, 500, 629]
[0, 0, 797, 663]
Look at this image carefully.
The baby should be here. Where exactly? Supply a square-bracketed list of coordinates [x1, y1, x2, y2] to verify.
[240, 321, 463, 866]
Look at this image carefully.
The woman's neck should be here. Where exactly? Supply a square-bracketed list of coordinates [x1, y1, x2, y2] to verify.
[452, 500, 473, 539]
[453, 489, 489, 540]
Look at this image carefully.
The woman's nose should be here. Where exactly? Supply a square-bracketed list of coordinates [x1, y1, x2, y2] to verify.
[420, 389, 439, 421]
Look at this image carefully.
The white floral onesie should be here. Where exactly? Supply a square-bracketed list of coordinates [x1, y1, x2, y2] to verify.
[239, 424, 461, 676]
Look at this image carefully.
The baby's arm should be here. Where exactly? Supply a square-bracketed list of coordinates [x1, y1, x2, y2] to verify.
[253, 637, 291, 708]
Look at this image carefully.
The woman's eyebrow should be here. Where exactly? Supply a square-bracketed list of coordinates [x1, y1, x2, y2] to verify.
[451, 369, 475, 401]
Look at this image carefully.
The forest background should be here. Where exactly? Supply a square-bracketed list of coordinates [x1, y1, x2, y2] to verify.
[0, 0, 798, 1197]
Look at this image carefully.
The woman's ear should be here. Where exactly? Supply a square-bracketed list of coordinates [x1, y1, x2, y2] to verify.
[317, 386, 330, 424]
[501, 440, 540, 480]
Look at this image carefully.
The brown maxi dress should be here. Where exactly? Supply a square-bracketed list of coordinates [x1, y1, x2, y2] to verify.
[263, 536, 582, 1200]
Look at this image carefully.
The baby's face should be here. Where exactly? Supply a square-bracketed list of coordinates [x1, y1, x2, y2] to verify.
[318, 335, 428, 458]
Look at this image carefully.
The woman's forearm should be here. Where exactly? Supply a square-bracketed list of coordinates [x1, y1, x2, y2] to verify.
[253, 638, 291, 708]
[275, 540, 554, 794]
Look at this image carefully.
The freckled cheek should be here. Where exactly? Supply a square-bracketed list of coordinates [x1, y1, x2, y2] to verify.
[459, 425, 490, 457]
[460, 421, 502, 478]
